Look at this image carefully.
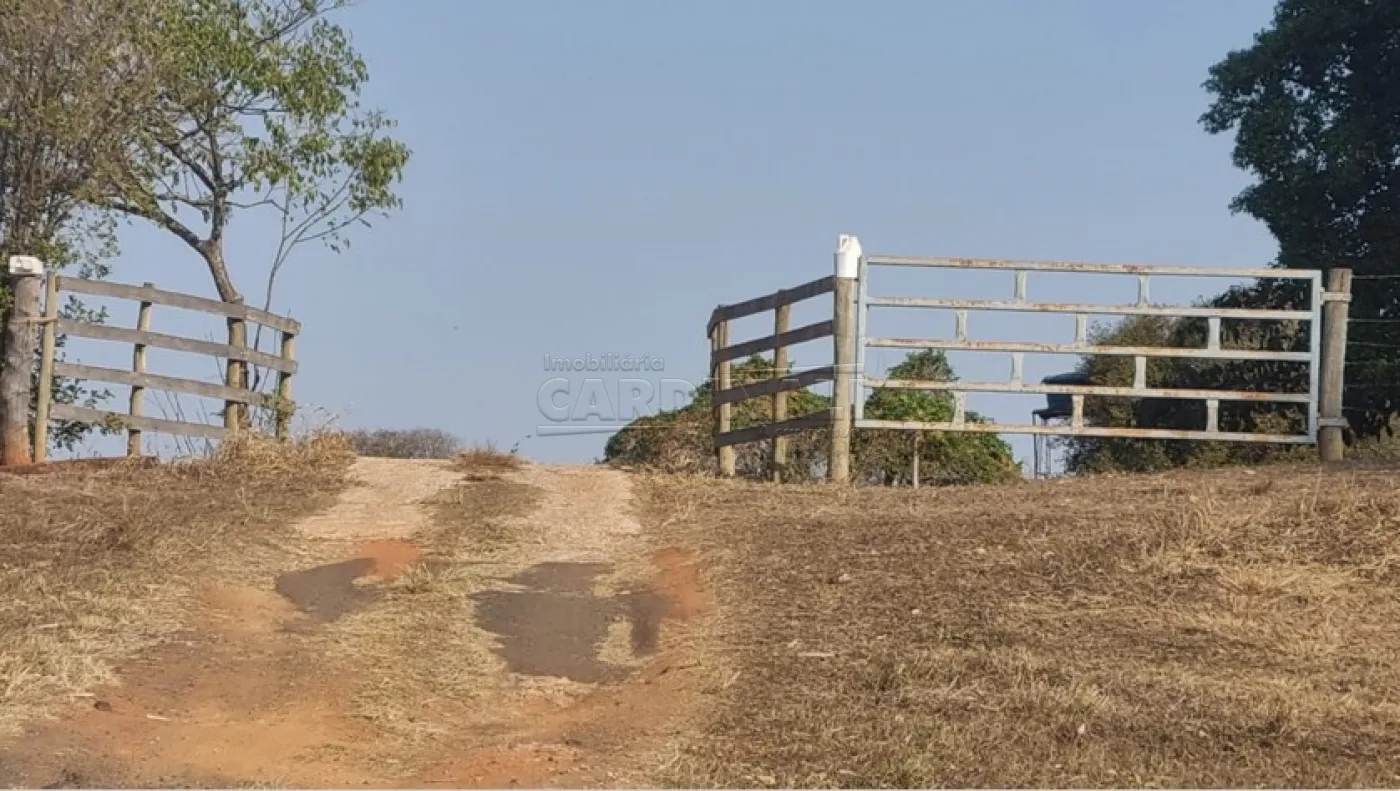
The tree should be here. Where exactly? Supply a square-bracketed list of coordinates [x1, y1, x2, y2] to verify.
[1069, 0, 1400, 474]
[1202, 0, 1400, 438]
[101, 0, 410, 305]
[0, 0, 164, 452]
[855, 350, 1021, 486]
[0, 0, 162, 261]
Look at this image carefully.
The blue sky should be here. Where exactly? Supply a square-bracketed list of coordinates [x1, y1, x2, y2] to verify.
[70, 0, 1283, 466]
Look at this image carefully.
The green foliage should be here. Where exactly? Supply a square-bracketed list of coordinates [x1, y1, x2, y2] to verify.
[0, 0, 163, 257]
[1061, 312, 1312, 474]
[1070, 0, 1400, 474]
[855, 351, 1020, 486]
[605, 349, 1020, 486]
[0, 0, 149, 453]
[605, 355, 833, 479]
[1201, 0, 1400, 437]
[38, 222, 120, 452]
[104, 0, 411, 302]
[861, 349, 955, 423]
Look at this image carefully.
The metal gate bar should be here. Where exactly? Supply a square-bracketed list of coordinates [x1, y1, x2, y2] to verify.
[853, 254, 1324, 443]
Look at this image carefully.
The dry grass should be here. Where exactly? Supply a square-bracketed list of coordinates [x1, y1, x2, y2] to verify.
[455, 441, 523, 477]
[0, 433, 354, 735]
[641, 462, 1400, 787]
[328, 459, 542, 741]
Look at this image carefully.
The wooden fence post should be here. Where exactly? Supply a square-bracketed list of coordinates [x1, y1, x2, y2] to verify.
[771, 303, 790, 482]
[1, 257, 44, 467]
[830, 235, 860, 484]
[275, 329, 296, 440]
[127, 284, 154, 457]
[712, 319, 735, 476]
[1318, 267, 1352, 462]
[225, 316, 246, 432]
[32, 272, 58, 463]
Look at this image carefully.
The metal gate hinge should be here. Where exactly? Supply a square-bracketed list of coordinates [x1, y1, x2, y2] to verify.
[1322, 292, 1352, 303]
[1318, 417, 1349, 429]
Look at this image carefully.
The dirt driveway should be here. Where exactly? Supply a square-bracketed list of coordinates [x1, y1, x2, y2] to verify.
[0, 459, 709, 788]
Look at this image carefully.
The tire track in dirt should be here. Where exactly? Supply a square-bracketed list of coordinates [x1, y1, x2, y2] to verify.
[0, 459, 708, 788]
[405, 464, 712, 787]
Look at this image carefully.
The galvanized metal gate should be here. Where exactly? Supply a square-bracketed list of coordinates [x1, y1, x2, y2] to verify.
[852, 254, 1328, 445]
[706, 236, 1350, 484]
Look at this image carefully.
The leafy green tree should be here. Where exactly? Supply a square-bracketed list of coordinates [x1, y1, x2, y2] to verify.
[1060, 314, 1308, 474]
[100, 0, 411, 304]
[1202, 0, 1400, 438]
[1068, 0, 1400, 473]
[856, 350, 1020, 486]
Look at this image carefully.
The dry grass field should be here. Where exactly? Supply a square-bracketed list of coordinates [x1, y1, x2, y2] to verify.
[6, 430, 1400, 788]
[641, 462, 1400, 788]
[0, 435, 355, 737]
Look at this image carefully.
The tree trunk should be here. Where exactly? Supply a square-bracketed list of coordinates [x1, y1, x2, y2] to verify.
[199, 239, 252, 429]
[200, 240, 243, 304]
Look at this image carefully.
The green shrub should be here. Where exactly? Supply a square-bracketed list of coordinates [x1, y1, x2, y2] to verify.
[1062, 282, 1316, 474]
[605, 350, 1020, 486]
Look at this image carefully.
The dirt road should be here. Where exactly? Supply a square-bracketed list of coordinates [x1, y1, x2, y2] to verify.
[0, 458, 709, 788]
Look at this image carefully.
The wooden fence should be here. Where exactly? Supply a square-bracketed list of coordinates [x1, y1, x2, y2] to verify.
[706, 235, 863, 482]
[11, 273, 300, 464]
[706, 235, 1353, 484]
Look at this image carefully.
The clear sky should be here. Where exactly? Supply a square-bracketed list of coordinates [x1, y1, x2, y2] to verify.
[73, 0, 1284, 467]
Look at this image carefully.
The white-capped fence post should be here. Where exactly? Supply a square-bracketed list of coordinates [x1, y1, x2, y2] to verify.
[830, 234, 860, 483]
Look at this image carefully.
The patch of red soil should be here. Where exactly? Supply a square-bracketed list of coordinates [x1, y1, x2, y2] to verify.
[356, 539, 422, 578]
[649, 547, 710, 619]
[0, 627, 377, 788]
[199, 584, 301, 635]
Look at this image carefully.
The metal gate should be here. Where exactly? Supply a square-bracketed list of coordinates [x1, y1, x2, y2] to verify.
[852, 254, 1327, 445]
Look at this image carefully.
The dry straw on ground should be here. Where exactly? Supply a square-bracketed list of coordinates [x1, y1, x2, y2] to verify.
[0, 433, 354, 735]
[641, 462, 1400, 788]
[455, 442, 524, 476]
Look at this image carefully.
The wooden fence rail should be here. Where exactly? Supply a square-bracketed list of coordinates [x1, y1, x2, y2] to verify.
[0, 267, 301, 466]
[706, 237, 862, 481]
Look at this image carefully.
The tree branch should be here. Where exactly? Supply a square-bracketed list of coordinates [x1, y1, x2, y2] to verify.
[108, 200, 204, 254]
[206, 120, 227, 243]
[155, 135, 215, 193]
